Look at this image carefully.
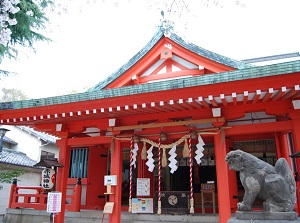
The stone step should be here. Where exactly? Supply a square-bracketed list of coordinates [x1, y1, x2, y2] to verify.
[66, 212, 219, 223]
[4, 209, 219, 223]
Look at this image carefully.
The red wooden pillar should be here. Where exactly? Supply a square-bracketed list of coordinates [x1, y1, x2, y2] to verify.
[214, 132, 231, 223]
[8, 179, 17, 208]
[226, 139, 238, 212]
[55, 136, 70, 223]
[108, 139, 122, 223]
[277, 133, 293, 168]
[274, 133, 282, 159]
[290, 116, 300, 215]
[73, 178, 82, 212]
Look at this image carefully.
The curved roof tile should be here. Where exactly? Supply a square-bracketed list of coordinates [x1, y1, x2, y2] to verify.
[16, 126, 57, 144]
[0, 149, 38, 167]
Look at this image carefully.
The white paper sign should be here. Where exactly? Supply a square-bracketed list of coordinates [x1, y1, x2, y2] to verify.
[47, 192, 62, 213]
[136, 178, 150, 196]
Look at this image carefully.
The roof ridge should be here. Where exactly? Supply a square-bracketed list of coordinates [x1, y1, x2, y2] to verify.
[2, 148, 25, 155]
[88, 28, 253, 91]
[169, 32, 254, 69]
[3, 135, 18, 145]
[16, 126, 57, 143]
[87, 29, 164, 92]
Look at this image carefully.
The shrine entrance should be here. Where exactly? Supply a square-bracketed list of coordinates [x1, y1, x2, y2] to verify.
[120, 136, 218, 214]
[119, 136, 281, 214]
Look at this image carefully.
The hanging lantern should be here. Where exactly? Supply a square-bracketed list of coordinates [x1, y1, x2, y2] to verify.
[160, 132, 168, 142]
[41, 168, 55, 190]
[133, 134, 140, 143]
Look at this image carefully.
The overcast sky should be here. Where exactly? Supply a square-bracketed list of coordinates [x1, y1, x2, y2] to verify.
[1, 0, 300, 99]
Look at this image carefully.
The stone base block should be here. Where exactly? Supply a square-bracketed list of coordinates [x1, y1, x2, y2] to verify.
[228, 218, 299, 223]
[227, 211, 298, 223]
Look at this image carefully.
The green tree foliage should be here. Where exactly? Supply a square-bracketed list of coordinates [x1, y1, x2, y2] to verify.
[0, 168, 26, 190]
[0, 0, 53, 63]
[0, 169, 25, 184]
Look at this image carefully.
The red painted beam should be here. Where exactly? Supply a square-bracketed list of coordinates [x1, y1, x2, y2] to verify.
[67, 136, 112, 146]
[225, 120, 292, 136]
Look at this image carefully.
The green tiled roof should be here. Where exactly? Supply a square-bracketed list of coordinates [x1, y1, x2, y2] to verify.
[88, 28, 253, 91]
[1, 60, 299, 111]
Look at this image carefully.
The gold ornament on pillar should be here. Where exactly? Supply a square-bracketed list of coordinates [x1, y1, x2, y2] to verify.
[190, 130, 198, 140]
[133, 134, 140, 143]
[141, 141, 147, 160]
[110, 137, 115, 153]
[160, 131, 168, 142]
[183, 139, 189, 158]
[162, 148, 167, 167]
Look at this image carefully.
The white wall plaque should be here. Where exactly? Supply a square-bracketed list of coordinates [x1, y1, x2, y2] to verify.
[104, 175, 117, 186]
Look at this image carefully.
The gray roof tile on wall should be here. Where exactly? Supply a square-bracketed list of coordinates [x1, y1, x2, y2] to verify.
[0, 149, 37, 167]
[16, 126, 57, 144]
[3, 136, 18, 145]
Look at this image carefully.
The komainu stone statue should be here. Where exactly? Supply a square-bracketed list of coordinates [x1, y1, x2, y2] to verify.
[226, 150, 296, 212]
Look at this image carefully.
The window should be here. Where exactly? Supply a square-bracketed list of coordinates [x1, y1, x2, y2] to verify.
[69, 148, 89, 178]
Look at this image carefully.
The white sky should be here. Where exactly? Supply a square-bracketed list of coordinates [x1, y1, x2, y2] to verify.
[1, 0, 300, 99]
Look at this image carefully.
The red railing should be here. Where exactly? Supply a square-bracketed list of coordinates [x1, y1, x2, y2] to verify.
[8, 178, 82, 212]
[65, 178, 82, 211]
[8, 181, 47, 210]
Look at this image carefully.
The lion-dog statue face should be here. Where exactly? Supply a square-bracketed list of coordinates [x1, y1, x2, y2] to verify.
[225, 150, 296, 212]
[226, 150, 244, 171]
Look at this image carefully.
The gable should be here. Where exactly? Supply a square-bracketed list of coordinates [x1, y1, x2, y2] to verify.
[88, 29, 253, 91]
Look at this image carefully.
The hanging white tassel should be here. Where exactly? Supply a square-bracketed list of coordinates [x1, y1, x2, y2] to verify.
[168, 145, 178, 174]
[146, 145, 155, 172]
[131, 143, 139, 168]
[194, 135, 205, 164]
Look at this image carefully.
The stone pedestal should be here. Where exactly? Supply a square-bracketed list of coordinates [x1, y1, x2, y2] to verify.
[227, 211, 298, 223]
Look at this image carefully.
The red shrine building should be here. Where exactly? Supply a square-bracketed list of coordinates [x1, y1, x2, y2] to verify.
[1, 28, 300, 223]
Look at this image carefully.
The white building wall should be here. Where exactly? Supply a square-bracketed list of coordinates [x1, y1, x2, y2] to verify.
[0, 125, 59, 215]
[2, 125, 42, 162]
[1, 125, 59, 162]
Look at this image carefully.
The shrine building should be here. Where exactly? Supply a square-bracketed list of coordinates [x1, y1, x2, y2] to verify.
[1, 28, 300, 223]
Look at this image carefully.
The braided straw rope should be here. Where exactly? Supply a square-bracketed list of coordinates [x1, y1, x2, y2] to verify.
[115, 131, 219, 148]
